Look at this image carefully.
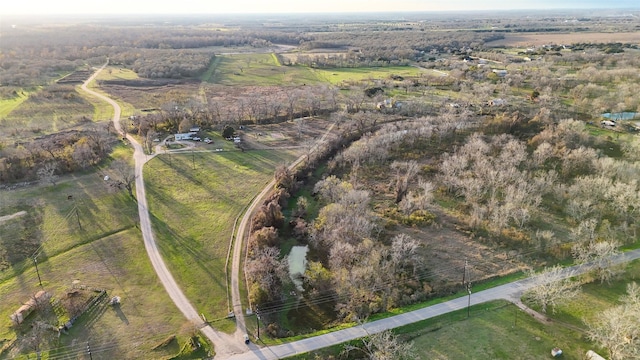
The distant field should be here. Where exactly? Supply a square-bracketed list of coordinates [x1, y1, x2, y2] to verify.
[0, 84, 96, 138]
[486, 32, 640, 47]
[144, 147, 298, 324]
[211, 54, 320, 86]
[0, 90, 31, 119]
[312, 66, 423, 85]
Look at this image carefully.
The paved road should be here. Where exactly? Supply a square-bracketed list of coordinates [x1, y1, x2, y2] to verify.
[226, 248, 640, 360]
[81, 64, 243, 358]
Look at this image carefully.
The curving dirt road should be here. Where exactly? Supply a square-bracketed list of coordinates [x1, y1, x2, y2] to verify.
[81, 64, 242, 358]
[229, 122, 337, 348]
[81, 64, 640, 359]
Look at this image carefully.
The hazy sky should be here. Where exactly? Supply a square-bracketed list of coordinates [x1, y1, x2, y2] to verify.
[3, 0, 639, 15]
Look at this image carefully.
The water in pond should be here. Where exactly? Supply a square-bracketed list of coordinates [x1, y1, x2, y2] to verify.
[287, 245, 309, 292]
[602, 112, 638, 120]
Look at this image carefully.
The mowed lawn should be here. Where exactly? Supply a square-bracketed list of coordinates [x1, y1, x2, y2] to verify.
[144, 148, 298, 327]
[0, 167, 189, 359]
[405, 300, 592, 360]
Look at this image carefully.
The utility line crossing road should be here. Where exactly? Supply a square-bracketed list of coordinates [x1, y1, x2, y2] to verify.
[227, 248, 640, 360]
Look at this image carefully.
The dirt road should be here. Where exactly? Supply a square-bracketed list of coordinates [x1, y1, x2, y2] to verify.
[81, 64, 243, 358]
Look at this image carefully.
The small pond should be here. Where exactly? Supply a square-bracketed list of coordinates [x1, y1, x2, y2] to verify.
[601, 112, 638, 121]
[287, 245, 309, 292]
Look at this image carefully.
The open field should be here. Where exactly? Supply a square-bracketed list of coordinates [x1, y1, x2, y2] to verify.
[144, 148, 299, 324]
[0, 84, 96, 140]
[286, 259, 640, 359]
[486, 32, 640, 47]
[0, 166, 196, 359]
[286, 300, 593, 360]
[0, 90, 31, 119]
[311, 66, 424, 85]
[210, 54, 320, 86]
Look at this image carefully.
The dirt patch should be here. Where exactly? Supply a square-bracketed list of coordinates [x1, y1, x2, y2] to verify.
[239, 116, 337, 149]
[486, 32, 640, 47]
[0, 211, 27, 224]
[405, 210, 527, 289]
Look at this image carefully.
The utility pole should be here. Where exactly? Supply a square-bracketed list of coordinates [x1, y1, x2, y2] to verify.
[33, 256, 42, 288]
[462, 259, 467, 286]
[87, 341, 93, 360]
[256, 308, 260, 340]
[466, 282, 472, 318]
[465, 263, 472, 318]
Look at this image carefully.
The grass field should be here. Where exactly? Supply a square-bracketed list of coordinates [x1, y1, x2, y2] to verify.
[144, 148, 299, 329]
[0, 85, 96, 138]
[311, 66, 424, 85]
[210, 54, 320, 86]
[286, 300, 593, 360]
[0, 90, 32, 119]
[0, 155, 197, 358]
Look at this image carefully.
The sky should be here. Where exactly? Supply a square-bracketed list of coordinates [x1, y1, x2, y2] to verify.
[3, 0, 639, 15]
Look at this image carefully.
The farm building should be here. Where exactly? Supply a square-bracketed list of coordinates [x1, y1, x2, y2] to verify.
[10, 290, 50, 324]
[175, 133, 195, 141]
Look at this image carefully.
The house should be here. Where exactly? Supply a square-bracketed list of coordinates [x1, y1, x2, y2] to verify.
[10, 290, 50, 324]
[489, 98, 507, 106]
[175, 133, 194, 141]
[601, 120, 616, 127]
[492, 69, 508, 77]
[189, 127, 200, 133]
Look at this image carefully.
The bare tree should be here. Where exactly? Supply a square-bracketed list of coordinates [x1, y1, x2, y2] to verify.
[391, 160, 419, 203]
[522, 265, 581, 313]
[585, 282, 640, 360]
[344, 329, 415, 360]
[110, 159, 136, 198]
[37, 162, 59, 186]
[572, 239, 622, 284]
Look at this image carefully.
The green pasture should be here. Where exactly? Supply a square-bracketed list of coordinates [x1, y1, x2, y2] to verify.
[311, 66, 424, 85]
[208, 53, 319, 86]
[0, 90, 32, 119]
[95, 66, 140, 81]
[0, 154, 139, 284]
[287, 300, 592, 360]
[0, 163, 190, 358]
[143, 148, 298, 328]
[0, 86, 96, 137]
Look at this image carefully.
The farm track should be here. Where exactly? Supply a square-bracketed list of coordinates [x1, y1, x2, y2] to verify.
[80, 63, 243, 358]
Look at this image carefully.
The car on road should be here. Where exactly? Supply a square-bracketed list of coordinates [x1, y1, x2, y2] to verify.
[244, 334, 250, 344]
[204, 138, 212, 144]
